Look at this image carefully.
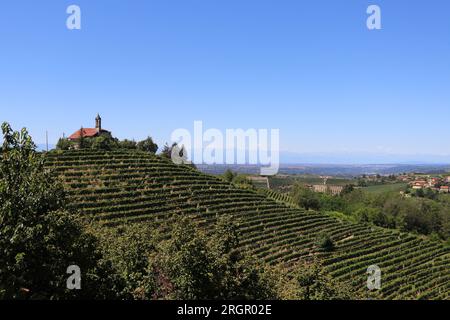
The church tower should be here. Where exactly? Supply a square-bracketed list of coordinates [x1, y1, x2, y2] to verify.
[95, 114, 102, 132]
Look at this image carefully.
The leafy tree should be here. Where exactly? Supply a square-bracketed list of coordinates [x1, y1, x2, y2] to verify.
[341, 184, 355, 195]
[56, 138, 73, 150]
[415, 188, 425, 198]
[293, 261, 353, 300]
[232, 174, 255, 189]
[292, 184, 320, 211]
[118, 139, 137, 150]
[137, 137, 158, 154]
[160, 142, 191, 166]
[315, 233, 335, 252]
[89, 223, 158, 299]
[91, 135, 118, 150]
[276, 260, 354, 300]
[94, 215, 276, 300]
[149, 215, 275, 299]
[223, 169, 236, 183]
[222, 170, 254, 189]
[0, 122, 121, 299]
[160, 142, 179, 159]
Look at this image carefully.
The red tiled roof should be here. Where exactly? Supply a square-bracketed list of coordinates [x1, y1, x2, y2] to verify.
[68, 128, 99, 140]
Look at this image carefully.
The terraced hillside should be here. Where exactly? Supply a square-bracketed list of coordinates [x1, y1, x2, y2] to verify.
[45, 150, 450, 299]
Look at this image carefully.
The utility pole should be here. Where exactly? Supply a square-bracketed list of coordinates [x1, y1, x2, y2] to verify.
[46, 131, 49, 152]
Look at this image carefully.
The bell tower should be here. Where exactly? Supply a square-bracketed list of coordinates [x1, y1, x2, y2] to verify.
[95, 113, 102, 132]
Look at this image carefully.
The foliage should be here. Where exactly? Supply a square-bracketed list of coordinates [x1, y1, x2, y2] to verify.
[94, 215, 277, 300]
[137, 137, 158, 154]
[291, 184, 320, 210]
[160, 142, 186, 160]
[0, 122, 121, 299]
[341, 184, 355, 195]
[118, 139, 137, 150]
[91, 135, 118, 150]
[315, 233, 335, 252]
[223, 169, 236, 183]
[291, 180, 450, 240]
[56, 138, 74, 150]
[89, 223, 158, 299]
[222, 170, 254, 189]
[275, 260, 354, 300]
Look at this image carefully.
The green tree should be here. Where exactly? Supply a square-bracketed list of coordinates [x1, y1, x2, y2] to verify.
[95, 215, 276, 300]
[160, 142, 179, 159]
[223, 169, 236, 183]
[292, 261, 353, 300]
[0, 122, 121, 299]
[232, 174, 255, 189]
[137, 137, 158, 153]
[56, 138, 73, 150]
[91, 135, 117, 150]
[341, 184, 355, 195]
[292, 184, 320, 211]
[315, 233, 335, 252]
[118, 139, 137, 150]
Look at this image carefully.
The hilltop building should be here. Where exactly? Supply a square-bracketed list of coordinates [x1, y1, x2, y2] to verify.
[68, 114, 111, 141]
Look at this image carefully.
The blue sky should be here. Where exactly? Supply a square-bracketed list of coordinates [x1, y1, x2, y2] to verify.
[1, 0, 450, 161]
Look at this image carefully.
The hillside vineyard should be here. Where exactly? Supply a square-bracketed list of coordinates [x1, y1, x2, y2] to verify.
[45, 150, 450, 299]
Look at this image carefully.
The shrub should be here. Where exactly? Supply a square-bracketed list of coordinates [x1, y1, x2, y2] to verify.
[316, 233, 335, 252]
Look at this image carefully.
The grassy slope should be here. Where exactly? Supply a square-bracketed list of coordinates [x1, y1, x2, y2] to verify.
[45, 150, 450, 300]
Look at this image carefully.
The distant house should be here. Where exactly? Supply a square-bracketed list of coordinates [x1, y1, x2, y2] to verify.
[440, 186, 450, 193]
[68, 114, 111, 141]
[428, 177, 441, 187]
[411, 180, 427, 189]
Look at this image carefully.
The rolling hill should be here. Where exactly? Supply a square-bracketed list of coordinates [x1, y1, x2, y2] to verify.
[44, 149, 450, 299]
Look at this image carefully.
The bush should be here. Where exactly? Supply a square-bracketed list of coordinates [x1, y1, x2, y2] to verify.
[137, 137, 158, 153]
[291, 184, 320, 211]
[56, 138, 73, 150]
[93, 215, 276, 300]
[91, 136, 118, 150]
[275, 260, 354, 300]
[118, 139, 137, 150]
[316, 233, 335, 252]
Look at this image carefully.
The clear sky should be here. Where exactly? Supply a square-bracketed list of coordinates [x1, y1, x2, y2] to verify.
[1, 0, 450, 160]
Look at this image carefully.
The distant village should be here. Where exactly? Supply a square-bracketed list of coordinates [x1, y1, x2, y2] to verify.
[255, 172, 450, 197]
[404, 175, 450, 193]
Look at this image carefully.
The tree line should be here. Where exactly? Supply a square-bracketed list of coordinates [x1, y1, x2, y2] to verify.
[291, 183, 450, 243]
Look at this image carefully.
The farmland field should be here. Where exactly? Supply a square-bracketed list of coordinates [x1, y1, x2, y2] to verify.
[363, 183, 408, 194]
[44, 150, 450, 300]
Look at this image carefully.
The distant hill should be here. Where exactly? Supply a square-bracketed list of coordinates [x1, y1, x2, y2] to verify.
[197, 163, 450, 177]
[44, 149, 450, 299]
